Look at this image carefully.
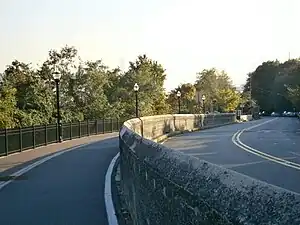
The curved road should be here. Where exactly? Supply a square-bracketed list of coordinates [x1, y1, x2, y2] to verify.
[0, 136, 119, 225]
[163, 117, 300, 194]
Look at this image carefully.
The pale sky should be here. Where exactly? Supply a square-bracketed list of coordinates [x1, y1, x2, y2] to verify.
[1, 0, 300, 91]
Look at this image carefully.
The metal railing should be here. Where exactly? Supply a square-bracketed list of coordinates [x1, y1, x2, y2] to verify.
[0, 118, 125, 157]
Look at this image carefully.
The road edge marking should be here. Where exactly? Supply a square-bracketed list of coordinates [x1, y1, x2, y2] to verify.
[104, 152, 119, 225]
[236, 132, 300, 168]
[231, 118, 300, 171]
[0, 140, 102, 191]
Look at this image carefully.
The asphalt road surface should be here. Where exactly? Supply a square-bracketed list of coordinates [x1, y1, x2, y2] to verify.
[0, 136, 119, 225]
[163, 117, 300, 194]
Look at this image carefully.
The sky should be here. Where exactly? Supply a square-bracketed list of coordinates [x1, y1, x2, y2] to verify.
[1, 0, 300, 91]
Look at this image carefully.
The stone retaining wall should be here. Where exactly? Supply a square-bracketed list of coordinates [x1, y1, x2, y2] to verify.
[119, 113, 300, 225]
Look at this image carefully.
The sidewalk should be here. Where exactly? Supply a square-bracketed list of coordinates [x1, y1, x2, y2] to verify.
[0, 132, 118, 175]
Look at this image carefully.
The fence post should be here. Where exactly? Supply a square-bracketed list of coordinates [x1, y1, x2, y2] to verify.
[5, 128, 8, 156]
[56, 123, 59, 143]
[111, 118, 113, 132]
[61, 123, 64, 142]
[70, 122, 72, 140]
[87, 120, 90, 136]
[19, 127, 23, 152]
[45, 124, 48, 146]
[103, 118, 105, 134]
[79, 121, 81, 138]
[96, 120, 98, 134]
[33, 125, 36, 149]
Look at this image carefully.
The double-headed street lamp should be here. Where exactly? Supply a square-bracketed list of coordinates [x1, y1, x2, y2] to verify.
[202, 95, 206, 113]
[134, 83, 139, 118]
[177, 91, 181, 114]
[53, 68, 62, 143]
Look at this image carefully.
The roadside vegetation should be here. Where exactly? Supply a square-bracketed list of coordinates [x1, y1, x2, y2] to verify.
[1, 45, 299, 128]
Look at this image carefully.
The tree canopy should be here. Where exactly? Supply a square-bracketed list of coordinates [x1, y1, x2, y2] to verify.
[0, 47, 172, 128]
[167, 68, 242, 114]
[244, 59, 300, 113]
[0, 45, 267, 129]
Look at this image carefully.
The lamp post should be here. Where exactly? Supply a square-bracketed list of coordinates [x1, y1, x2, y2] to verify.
[202, 95, 206, 113]
[134, 83, 139, 118]
[53, 68, 62, 143]
[177, 91, 181, 114]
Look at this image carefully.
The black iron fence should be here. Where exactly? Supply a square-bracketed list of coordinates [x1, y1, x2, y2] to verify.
[0, 118, 125, 157]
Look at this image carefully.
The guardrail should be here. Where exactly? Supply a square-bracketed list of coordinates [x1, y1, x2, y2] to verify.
[119, 113, 300, 225]
[0, 118, 125, 157]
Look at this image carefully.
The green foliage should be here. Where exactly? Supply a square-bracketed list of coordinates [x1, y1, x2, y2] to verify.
[195, 68, 240, 113]
[116, 54, 169, 118]
[0, 48, 170, 128]
[1, 46, 256, 129]
[244, 59, 300, 112]
[166, 69, 241, 114]
[167, 83, 197, 113]
[287, 85, 300, 109]
[216, 89, 241, 112]
[0, 84, 18, 128]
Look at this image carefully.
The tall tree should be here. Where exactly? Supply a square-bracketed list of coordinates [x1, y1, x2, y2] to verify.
[195, 68, 239, 112]
[0, 84, 18, 128]
[167, 83, 197, 113]
[2, 60, 54, 126]
[244, 59, 300, 112]
[119, 54, 169, 118]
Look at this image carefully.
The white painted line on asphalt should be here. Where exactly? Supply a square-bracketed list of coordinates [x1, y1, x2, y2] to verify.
[290, 152, 300, 157]
[231, 118, 300, 171]
[224, 157, 297, 169]
[244, 117, 278, 131]
[236, 131, 300, 169]
[104, 152, 119, 225]
[0, 141, 100, 191]
[186, 152, 218, 156]
[224, 160, 268, 168]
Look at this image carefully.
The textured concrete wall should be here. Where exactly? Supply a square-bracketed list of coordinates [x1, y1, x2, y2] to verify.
[119, 114, 300, 225]
[123, 113, 235, 141]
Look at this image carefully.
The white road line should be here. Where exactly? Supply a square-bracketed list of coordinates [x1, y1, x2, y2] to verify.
[0, 141, 99, 191]
[236, 131, 300, 169]
[104, 152, 119, 225]
[224, 160, 268, 168]
[224, 157, 297, 169]
[232, 118, 300, 171]
[186, 152, 218, 156]
[290, 152, 300, 157]
[243, 117, 279, 131]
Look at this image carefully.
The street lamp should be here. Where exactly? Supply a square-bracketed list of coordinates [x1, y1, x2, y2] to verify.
[53, 67, 62, 143]
[202, 95, 206, 113]
[177, 91, 181, 114]
[133, 83, 139, 117]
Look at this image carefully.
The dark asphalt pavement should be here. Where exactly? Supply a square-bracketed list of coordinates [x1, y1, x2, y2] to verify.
[163, 117, 300, 194]
[0, 137, 119, 225]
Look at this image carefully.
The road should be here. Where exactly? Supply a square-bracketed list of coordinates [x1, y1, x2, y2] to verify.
[163, 117, 300, 194]
[0, 136, 119, 225]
